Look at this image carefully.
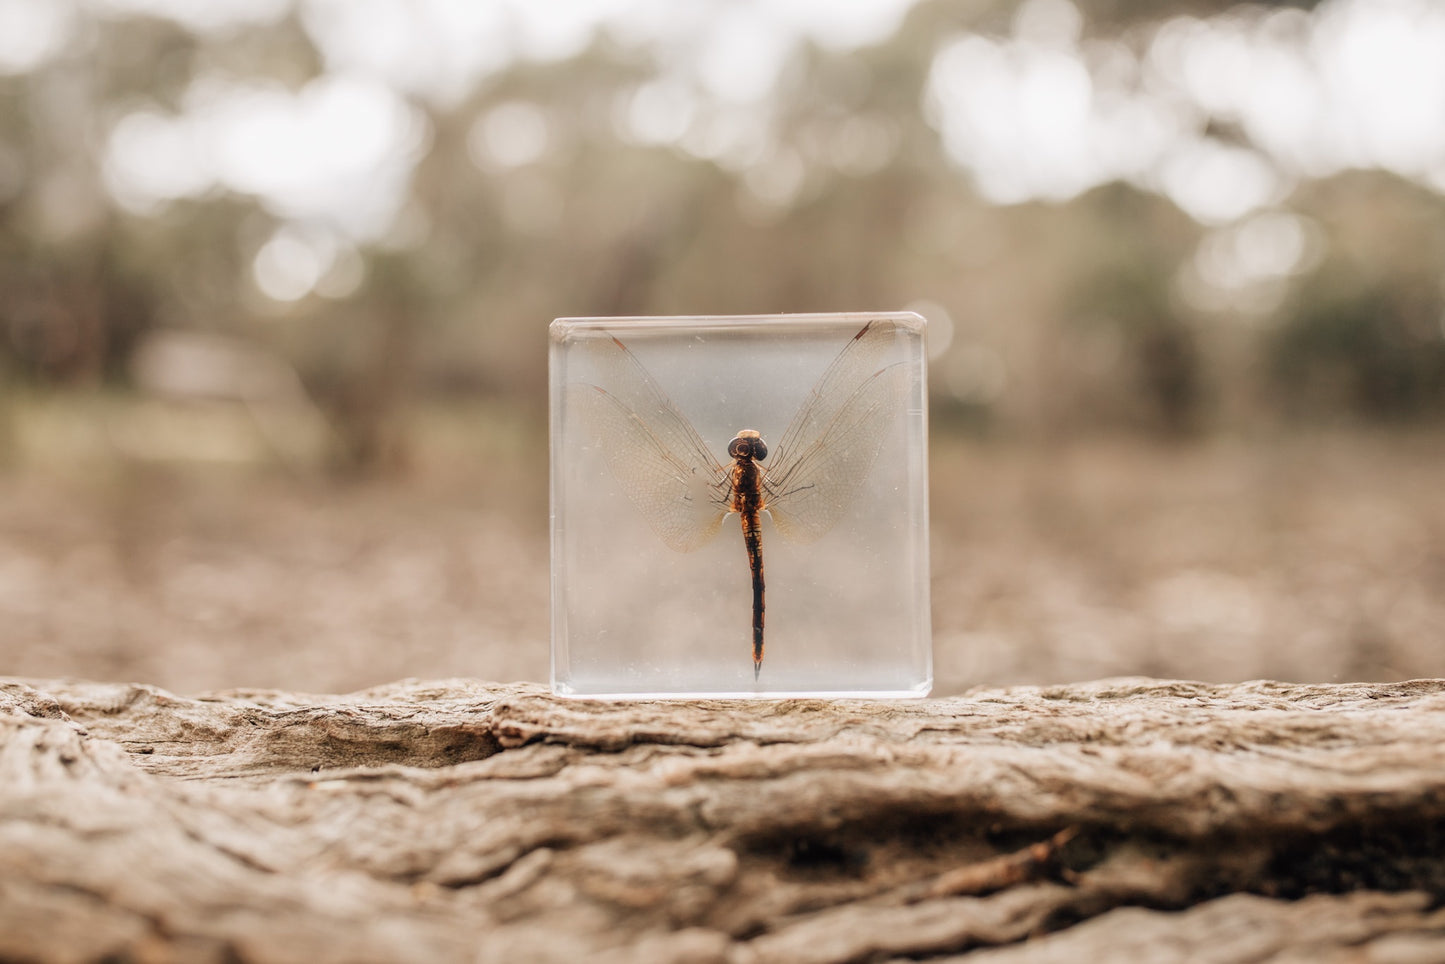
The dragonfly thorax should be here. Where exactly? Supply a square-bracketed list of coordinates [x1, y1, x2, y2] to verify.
[727, 430, 768, 462]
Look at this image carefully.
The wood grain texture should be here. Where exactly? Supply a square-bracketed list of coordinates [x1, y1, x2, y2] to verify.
[5, 677, 1445, 962]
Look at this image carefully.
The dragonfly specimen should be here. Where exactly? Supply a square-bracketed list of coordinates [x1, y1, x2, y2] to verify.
[570, 320, 910, 678]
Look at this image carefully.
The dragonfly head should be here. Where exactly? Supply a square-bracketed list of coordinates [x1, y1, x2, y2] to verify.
[728, 430, 768, 462]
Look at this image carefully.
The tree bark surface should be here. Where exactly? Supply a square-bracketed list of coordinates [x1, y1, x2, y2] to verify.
[4, 676, 1445, 963]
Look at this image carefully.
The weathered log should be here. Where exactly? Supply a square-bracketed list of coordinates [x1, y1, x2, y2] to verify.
[4, 677, 1445, 963]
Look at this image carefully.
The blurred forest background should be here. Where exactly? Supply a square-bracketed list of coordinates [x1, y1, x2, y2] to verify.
[2, 0, 1444, 695]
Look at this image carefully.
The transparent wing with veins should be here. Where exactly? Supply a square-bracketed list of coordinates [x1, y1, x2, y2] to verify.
[568, 336, 731, 552]
[569, 320, 908, 550]
[763, 320, 910, 544]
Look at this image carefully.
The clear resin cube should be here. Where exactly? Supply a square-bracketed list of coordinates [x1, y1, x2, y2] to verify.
[550, 313, 931, 698]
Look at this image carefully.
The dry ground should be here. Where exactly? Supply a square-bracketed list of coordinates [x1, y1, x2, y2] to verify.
[2, 422, 1443, 696]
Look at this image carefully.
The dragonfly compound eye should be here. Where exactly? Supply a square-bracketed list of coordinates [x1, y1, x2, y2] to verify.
[728, 432, 767, 461]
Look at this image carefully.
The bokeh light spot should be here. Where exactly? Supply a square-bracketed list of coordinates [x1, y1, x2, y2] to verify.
[469, 101, 551, 170]
[253, 230, 327, 302]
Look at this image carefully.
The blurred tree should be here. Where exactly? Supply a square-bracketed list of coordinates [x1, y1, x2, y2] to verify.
[1270, 275, 1445, 421]
[0, 0, 1441, 478]
[1065, 185, 1205, 436]
[1271, 173, 1445, 422]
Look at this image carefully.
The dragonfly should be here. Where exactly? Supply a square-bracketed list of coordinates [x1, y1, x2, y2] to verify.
[569, 320, 910, 679]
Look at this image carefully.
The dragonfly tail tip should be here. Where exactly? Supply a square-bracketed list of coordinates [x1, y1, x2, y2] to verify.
[753, 660, 761, 682]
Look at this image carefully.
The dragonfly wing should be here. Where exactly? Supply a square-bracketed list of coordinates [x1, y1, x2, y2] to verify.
[767, 320, 902, 477]
[569, 335, 731, 553]
[764, 324, 910, 544]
